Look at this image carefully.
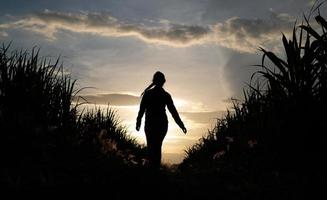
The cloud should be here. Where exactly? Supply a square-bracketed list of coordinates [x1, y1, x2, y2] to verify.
[0, 10, 295, 52]
[0, 10, 210, 47]
[80, 93, 140, 106]
[223, 52, 260, 97]
[211, 12, 294, 53]
[0, 31, 8, 37]
[201, 0, 313, 23]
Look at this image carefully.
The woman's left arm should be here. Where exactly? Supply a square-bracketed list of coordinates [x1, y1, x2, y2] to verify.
[167, 94, 187, 133]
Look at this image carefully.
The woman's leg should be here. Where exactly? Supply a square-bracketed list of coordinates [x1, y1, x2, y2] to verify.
[152, 134, 164, 169]
[145, 134, 156, 169]
[145, 124, 167, 170]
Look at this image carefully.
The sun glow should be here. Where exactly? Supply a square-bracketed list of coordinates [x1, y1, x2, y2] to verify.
[78, 96, 217, 164]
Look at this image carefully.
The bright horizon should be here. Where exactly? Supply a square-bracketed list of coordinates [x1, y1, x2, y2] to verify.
[79, 91, 228, 164]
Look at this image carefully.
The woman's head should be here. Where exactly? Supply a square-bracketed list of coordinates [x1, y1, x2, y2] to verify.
[152, 71, 166, 87]
[141, 71, 166, 96]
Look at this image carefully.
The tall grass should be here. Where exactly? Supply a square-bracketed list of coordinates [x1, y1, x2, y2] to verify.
[77, 107, 146, 165]
[181, 6, 327, 193]
[0, 44, 77, 173]
[0, 44, 146, 187]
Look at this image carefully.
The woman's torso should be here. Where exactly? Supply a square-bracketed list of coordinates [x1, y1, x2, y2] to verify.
[144, 87, 169, 124]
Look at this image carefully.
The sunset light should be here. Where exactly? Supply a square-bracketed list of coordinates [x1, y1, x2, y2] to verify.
[1, 0, 325, 197]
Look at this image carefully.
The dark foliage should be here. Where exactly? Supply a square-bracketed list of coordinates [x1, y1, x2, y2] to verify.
[0, 44, 147, 189]
[181, 8, 327, 198]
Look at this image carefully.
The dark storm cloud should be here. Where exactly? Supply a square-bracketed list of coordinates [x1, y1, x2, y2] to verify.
[80, 93, 140, 106]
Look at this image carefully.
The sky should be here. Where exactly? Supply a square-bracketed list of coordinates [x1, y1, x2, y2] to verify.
[0, 0, 323, 163]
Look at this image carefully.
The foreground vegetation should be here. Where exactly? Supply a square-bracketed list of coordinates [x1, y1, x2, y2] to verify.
[181, 6, 327, 198]
[0, 44, 148, 188]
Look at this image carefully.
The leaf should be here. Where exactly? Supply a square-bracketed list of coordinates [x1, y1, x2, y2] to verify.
[261, 48, 288, 78]
[315, 15, 327, 30]
[300, 25, 321, 40]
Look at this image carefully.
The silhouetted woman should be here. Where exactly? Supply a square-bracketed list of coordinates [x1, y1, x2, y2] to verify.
[136, 71, 187, 169]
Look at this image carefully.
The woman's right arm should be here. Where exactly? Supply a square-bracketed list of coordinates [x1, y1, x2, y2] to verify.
[136, 93, 147, 131]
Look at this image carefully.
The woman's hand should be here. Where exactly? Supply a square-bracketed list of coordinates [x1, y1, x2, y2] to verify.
[136, 120, 141, 131]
